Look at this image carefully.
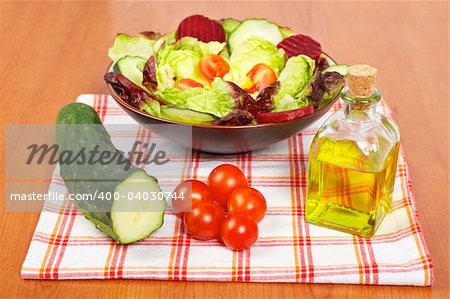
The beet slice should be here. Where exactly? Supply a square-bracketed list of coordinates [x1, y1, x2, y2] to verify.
[176, 15, 226, 43]
[256, 105, 314, 123]
[277, 34, 322, 61]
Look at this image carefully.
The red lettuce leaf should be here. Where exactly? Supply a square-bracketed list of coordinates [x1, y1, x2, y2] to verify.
[104, 72, 162, 110]
[227, 81, 258, 116]
[221, 82, 283, 125]
[214, 109, 254, 126]
[309, 71, 345, 109]
[256, 81, 280, 113]
[139, 31, 162, 40]
[315, 57, 330, 73]
[142, 55, 158, 92]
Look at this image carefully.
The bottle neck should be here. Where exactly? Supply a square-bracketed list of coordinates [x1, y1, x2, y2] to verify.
[340, 87, 381, 121]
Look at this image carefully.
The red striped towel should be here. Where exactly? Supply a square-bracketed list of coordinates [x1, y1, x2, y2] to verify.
[21, 94, 433, 285]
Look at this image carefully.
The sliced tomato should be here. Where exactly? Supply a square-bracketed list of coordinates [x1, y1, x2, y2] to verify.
[177, 78, 203, 89]
[198, 54, 230, 81]
[246, 63, 277, 93]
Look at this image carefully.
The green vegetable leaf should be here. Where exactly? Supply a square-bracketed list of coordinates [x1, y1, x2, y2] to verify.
[272, 55, 315, 112]
[141, 99, 161, 116]
[156, 78, 235, 118]
[108, 34, 156, 62]
[152, 32, 176, 53]
[155, 37, 226, 89]
[224, 36, 286, 88]
[177, 36, 225, 56]
[280, 27, 294, 39]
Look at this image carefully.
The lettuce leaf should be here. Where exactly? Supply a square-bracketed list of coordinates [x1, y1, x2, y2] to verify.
[108, 33, 157, 62]
[155, 37, 226, 90]
[224, 36, 286, 89]
[152, 32, 176, 53]
[272, 55, 315, 112]
[156, 78, 235, 118]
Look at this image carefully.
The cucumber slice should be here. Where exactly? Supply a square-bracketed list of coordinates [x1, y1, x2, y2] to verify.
[323, 64, 349, 76]
[111, 171, 166, 244]
[221, 18, 241, 37]
[228, 19, 283, 53]
[113, 56, 148, 90]
[108, 33, 154, 62]
[160, 106, 217, 125]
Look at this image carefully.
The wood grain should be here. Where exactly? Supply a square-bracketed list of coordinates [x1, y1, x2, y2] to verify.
[0, 1, 448, 298]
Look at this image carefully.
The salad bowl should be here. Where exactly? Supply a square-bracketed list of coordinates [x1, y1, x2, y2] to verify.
[107, 53, 338, 154]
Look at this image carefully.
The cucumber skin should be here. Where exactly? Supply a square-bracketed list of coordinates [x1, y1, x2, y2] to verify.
[222, 18, 241, 37]
[228, 19, 283, 53]
[56, 103, 163, 244]
[323, 64, 349, 76]
[160, 106, 217, 125]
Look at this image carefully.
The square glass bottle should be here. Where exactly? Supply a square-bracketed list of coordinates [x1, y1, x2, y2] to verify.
[305, 65, 400, 237]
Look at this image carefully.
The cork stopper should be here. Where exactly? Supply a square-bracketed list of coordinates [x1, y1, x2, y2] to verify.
[346, 64, 377, 97]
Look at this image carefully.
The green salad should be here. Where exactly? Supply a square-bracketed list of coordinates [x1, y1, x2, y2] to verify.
[105, 15, 347, 125]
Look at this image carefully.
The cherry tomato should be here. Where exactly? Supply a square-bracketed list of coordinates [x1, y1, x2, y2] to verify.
[207, 164, 248, 209]
[183, 202, 225, 240]
[228, 187, 267, 223]
[177, 78, 203, 89]
[172, 180, 212, 214]
[198, 54, 230, 81]
[220, 214, 258, 251]
[246, 63, 277, 93]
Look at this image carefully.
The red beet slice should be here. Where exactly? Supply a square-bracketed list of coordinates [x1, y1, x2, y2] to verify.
[176, 15, 226, 43]
[256, 105, 314, 123]
[277, 34, 322, 61]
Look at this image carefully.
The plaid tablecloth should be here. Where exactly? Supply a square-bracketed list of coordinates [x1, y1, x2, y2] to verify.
[21, 94, 433, 286]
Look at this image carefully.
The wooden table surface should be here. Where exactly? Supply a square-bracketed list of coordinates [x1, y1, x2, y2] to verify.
[0, 1, 448, 298]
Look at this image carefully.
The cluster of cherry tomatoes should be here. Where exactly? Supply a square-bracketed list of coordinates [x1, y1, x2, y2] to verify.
[171, 164, 267, 251]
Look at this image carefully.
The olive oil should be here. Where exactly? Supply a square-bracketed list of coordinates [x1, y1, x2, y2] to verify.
[306, 65, 400, 237]
[306, 137, 399, 237]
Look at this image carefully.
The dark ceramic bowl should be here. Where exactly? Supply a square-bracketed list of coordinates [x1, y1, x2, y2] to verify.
[106, 53, 338, 154]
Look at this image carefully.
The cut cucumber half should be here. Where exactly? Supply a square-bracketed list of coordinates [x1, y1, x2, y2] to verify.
[111, 171, 166, 244]
[228, 19, 283, 53]
[160, 106, 217, 125]
[323, 64, 349, 76]
[57, 103, 167, 245]
[113, 56, 148, 90]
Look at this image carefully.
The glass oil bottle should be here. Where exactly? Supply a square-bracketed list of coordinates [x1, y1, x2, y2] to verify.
[305, 65, 400, 237]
